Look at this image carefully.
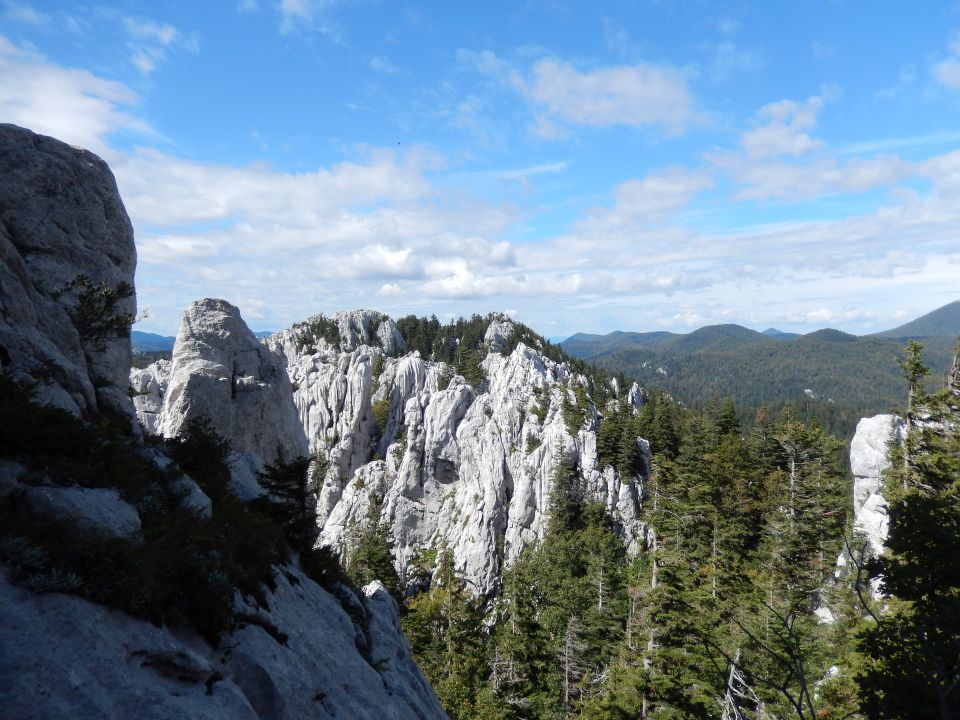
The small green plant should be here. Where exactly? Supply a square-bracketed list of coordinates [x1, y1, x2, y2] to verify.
[55, 274, 134, 350]
[526, 435, 542, 453]
[372, 398, 391, 434]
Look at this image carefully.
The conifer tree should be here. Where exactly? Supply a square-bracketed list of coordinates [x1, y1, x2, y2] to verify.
[347, 492, 401, 596]
[858, 341, 960, 719]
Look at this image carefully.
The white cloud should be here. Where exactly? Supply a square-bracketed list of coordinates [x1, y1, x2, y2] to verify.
[4, 35, 958, 338]
[0, 35, 151, 153]
[4, 1, 49, 26]
[523, 58, 697, 133]
[574, 168, 715, 236]
[711, 41, 761, 80]
[277, 0, 341, 38]
[369, 56, 401, 74]
[740, 95, 824, 158]
[713, 153, 910, 201]
[124, 18, 179, 45]
[705, 92, 914, 201]
[462, 50, 698, 135]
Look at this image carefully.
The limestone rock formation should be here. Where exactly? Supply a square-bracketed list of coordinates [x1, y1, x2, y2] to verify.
[0, 566, 446, 720]
[158, 299, 309, 498]
[266, 314, 647, 596]
[0, 124, 136, 420]
[130, 359, 171, 435]
[849, 413, 905, 557]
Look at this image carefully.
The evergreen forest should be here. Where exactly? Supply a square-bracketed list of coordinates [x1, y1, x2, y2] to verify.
[379, 340, 959, 720]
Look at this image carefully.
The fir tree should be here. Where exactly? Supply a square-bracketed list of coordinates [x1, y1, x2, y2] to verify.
[858, 341, 960, 719]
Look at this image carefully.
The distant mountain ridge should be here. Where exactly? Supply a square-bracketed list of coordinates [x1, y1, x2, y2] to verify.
[132, 329, 274, 353]
[871, 300, 960, 339]
[561, 301, 959, 437]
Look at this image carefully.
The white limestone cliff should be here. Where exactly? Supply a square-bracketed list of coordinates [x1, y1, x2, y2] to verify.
[158, 299, 309, 498]
[265, 312, 648, 596]
[849, 413, 905, 557]
[130, 358, 171, 435]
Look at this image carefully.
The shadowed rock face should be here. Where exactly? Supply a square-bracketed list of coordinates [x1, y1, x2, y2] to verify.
[158, 298, 310, 498]
[1, 566, 447, 720]
[0, 123, 136, 419]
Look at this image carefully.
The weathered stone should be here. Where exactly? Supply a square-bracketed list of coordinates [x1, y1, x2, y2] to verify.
[18, 484, 141, 540]
[0, 124, 136, 420]
[159, 299, 308, 499]
[849, 414, 905, 556]
[0, 566, 446, 720]
[268, 315, 647, 596]
[131, 359, 171, 435]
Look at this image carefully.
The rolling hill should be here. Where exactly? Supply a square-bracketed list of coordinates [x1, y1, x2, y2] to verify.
[561, 301, 959, 437]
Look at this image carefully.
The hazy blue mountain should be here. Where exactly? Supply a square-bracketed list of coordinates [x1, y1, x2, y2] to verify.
[130, 331, 175, 352]
[762, 327, 800, 339]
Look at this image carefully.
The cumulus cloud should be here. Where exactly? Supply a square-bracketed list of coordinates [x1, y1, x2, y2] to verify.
[0, 35, 151, 153]
[572, 168, 715, 239]
[462, 50, 698, 135]
[4, 34, 958, 337]
[740, 95, 825, 158]
[523, 58, 696, 133]
[706, 92, 914, 200]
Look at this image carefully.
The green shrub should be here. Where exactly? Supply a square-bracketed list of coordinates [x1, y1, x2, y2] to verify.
[55, 274, 134, 350]
[372, 398, 391, 434]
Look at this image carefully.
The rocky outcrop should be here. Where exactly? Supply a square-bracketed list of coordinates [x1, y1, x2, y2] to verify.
[145, 307, 645, 595]
[0, 124, 136, 419]
[849, 413, 905, 557]
[158, 299, 309, 498]
[266, 315, 647, 596]
[130, 359, 171, 435]
[0, 566, 446, 720]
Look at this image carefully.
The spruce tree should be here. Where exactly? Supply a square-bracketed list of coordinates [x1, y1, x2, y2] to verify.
[858, 341, 960, 719]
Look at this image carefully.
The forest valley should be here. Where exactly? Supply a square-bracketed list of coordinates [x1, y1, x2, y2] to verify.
[344, 340, 960, 720]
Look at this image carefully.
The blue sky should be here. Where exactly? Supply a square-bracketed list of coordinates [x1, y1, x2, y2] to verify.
[2, 1, 959, 338]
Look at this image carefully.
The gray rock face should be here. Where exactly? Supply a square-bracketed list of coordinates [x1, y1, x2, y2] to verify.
[130, 359, 171, 435]
[0, 565, 446, 720]
[267, 315, 647, 596]
[159, 299, 309, 498]
[849, 413, 905, 557]
[17, 483, 142, 540]
[0, 124, 136, 418]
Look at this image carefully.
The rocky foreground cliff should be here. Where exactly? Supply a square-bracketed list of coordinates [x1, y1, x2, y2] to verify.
[0, 124, 445, 720]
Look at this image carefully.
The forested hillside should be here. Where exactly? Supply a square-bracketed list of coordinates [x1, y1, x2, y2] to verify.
[561, 307, 959, 438]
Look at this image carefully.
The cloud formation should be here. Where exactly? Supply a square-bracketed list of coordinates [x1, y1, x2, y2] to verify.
[1, 28, 957, 337]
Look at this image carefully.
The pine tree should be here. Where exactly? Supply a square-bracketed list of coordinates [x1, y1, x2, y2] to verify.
[347, 492, 401, 596]
[403, 548, 505, 720]
[858, 341, 960, 719]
